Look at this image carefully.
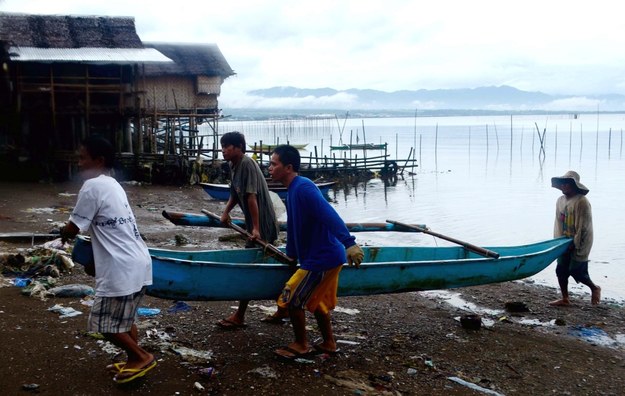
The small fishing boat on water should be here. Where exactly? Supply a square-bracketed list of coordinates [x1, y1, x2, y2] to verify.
[248, 143, 308, 152]
[330, 143, 387, 151]
[199, 180, 336, 200]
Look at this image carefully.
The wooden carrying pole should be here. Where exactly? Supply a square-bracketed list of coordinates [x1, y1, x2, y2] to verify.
[202, 210, 296, 265]
[385, 220, 500, 259]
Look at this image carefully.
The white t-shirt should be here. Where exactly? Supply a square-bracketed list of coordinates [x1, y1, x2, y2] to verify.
[70, 175, 152, 297]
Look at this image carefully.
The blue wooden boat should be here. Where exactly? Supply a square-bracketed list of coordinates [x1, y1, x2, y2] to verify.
[161, 210, 428, 233]
[140, 237, 571, 301]
[200, 180, 336, 201]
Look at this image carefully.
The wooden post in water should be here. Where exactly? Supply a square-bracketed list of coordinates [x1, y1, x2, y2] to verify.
[259, 140, 263, 164]
[434, 123, 438, 170]
[413, 108, 417, 159]
[395, 133, 398, 159]
[349, 130, 353, 158]
[579, 124, 583, 162]
[595, 119, 600, 162]
[468, 126, 472, 161]
[486, 124, 490, 158]
[608, 128, 612, 159]
[568, 122, 572, 166]
[362, 120, 368, 171]
[510, 115, 513, 160]
[418, 134, 422, 173]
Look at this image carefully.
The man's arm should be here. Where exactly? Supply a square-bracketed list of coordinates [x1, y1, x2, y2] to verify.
[573, 198, 593, 257]
[220, 195, 238, 224]
[246, 193, 261, 240]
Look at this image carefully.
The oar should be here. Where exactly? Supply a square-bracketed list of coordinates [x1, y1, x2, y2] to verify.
[385, 219, 500, 259]
[202, 209, 296, 265]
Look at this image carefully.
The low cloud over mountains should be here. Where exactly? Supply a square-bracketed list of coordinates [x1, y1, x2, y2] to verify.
[227, 85, 625, 113]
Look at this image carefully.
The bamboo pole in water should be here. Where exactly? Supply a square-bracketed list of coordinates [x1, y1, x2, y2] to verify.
[493, 121, 500, 153]
[608, 128, 612, 159]
[434, 123, 438, 169]
[579, 124, 583, 162]
[413, 108, 417, 157]
[486, 124, 489, 158]
[510, 115, 513, 159]
[362, 120, 368, 171]
[395, 133, 398, 159]
[419, 134, 422, 173]
[568, 122, 572, 166]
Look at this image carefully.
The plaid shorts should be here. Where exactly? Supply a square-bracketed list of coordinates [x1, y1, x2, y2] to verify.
[88, 287, 146, 333]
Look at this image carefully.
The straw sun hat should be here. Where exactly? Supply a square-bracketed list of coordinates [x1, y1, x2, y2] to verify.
[551, 170, 589, 195]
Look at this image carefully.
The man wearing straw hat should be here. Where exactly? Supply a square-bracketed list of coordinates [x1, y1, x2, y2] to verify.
[550, 170, 601, 306]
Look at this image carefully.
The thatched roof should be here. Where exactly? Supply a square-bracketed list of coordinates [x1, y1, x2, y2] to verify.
[143, 42, 235, 78]
[0, 12, 143, 48]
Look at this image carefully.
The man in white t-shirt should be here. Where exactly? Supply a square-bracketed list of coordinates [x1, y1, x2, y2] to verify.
[61, 135, 155, 384]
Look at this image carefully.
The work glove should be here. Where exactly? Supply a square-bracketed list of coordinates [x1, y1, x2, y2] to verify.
[346, 244, 364, 268]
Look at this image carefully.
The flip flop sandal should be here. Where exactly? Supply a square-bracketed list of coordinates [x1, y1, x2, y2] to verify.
[106, 362, 126, 373]
[260, 315, 288, 324]
[273, 346, 316, 361]
[216, 318, 247, 329]
[313, 344, 341, 356]
[113, 360, 157, 384]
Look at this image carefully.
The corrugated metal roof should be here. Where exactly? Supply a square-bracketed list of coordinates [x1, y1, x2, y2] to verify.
[9, 47, 173, 63]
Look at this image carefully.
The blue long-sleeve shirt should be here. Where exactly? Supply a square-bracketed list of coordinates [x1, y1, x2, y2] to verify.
[285, 176, 356, 271]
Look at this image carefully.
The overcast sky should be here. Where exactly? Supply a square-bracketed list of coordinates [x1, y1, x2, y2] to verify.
[2, 0, 625, 108]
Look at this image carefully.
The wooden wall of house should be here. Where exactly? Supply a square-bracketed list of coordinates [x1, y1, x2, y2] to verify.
[141, 76, 219, 112]
[0, 62, 136, 181]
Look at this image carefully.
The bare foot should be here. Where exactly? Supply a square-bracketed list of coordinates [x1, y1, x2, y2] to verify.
[591, 286, 601, 305]
[549, 299, 571, 306]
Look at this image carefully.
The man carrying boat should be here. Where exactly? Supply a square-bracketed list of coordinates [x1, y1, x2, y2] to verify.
[269, 144, 364, 359]
[60, 135, 155, 384]
[217, 131, 287, 328]
[550, 170, 600, 306]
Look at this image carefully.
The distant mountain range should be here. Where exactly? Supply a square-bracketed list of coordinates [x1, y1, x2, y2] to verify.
[225, 85, 625, 118]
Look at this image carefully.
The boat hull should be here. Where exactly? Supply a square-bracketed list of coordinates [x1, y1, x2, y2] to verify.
[145, 238, 572, 301]
[161, 210, 427, 233]
[200, 181, 336, 200]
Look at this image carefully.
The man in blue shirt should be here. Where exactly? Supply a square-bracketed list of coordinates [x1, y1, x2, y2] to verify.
[269, 145, 364, 359]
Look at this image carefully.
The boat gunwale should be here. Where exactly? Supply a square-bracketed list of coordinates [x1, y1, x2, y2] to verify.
[150, 237, 571, 268]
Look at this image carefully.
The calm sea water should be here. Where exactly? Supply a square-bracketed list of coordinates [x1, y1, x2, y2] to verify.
[221, 113, 625, 301]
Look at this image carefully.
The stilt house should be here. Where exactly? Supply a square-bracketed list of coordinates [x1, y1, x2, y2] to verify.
[0, 12, 234, 182]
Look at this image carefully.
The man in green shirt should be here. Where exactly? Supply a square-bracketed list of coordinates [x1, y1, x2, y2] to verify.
[217, 131, 286, 327]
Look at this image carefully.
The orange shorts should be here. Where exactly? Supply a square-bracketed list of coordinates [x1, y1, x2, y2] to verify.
[277, 265, 342, 315]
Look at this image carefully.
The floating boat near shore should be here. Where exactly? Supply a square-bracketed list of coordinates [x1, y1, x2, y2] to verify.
[330, 143, 388, 151]
[248, 143, 308, 152]
[161, 210, 428, 233]
[135, 237, 570, 301]
[199, 180, 336, 200]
